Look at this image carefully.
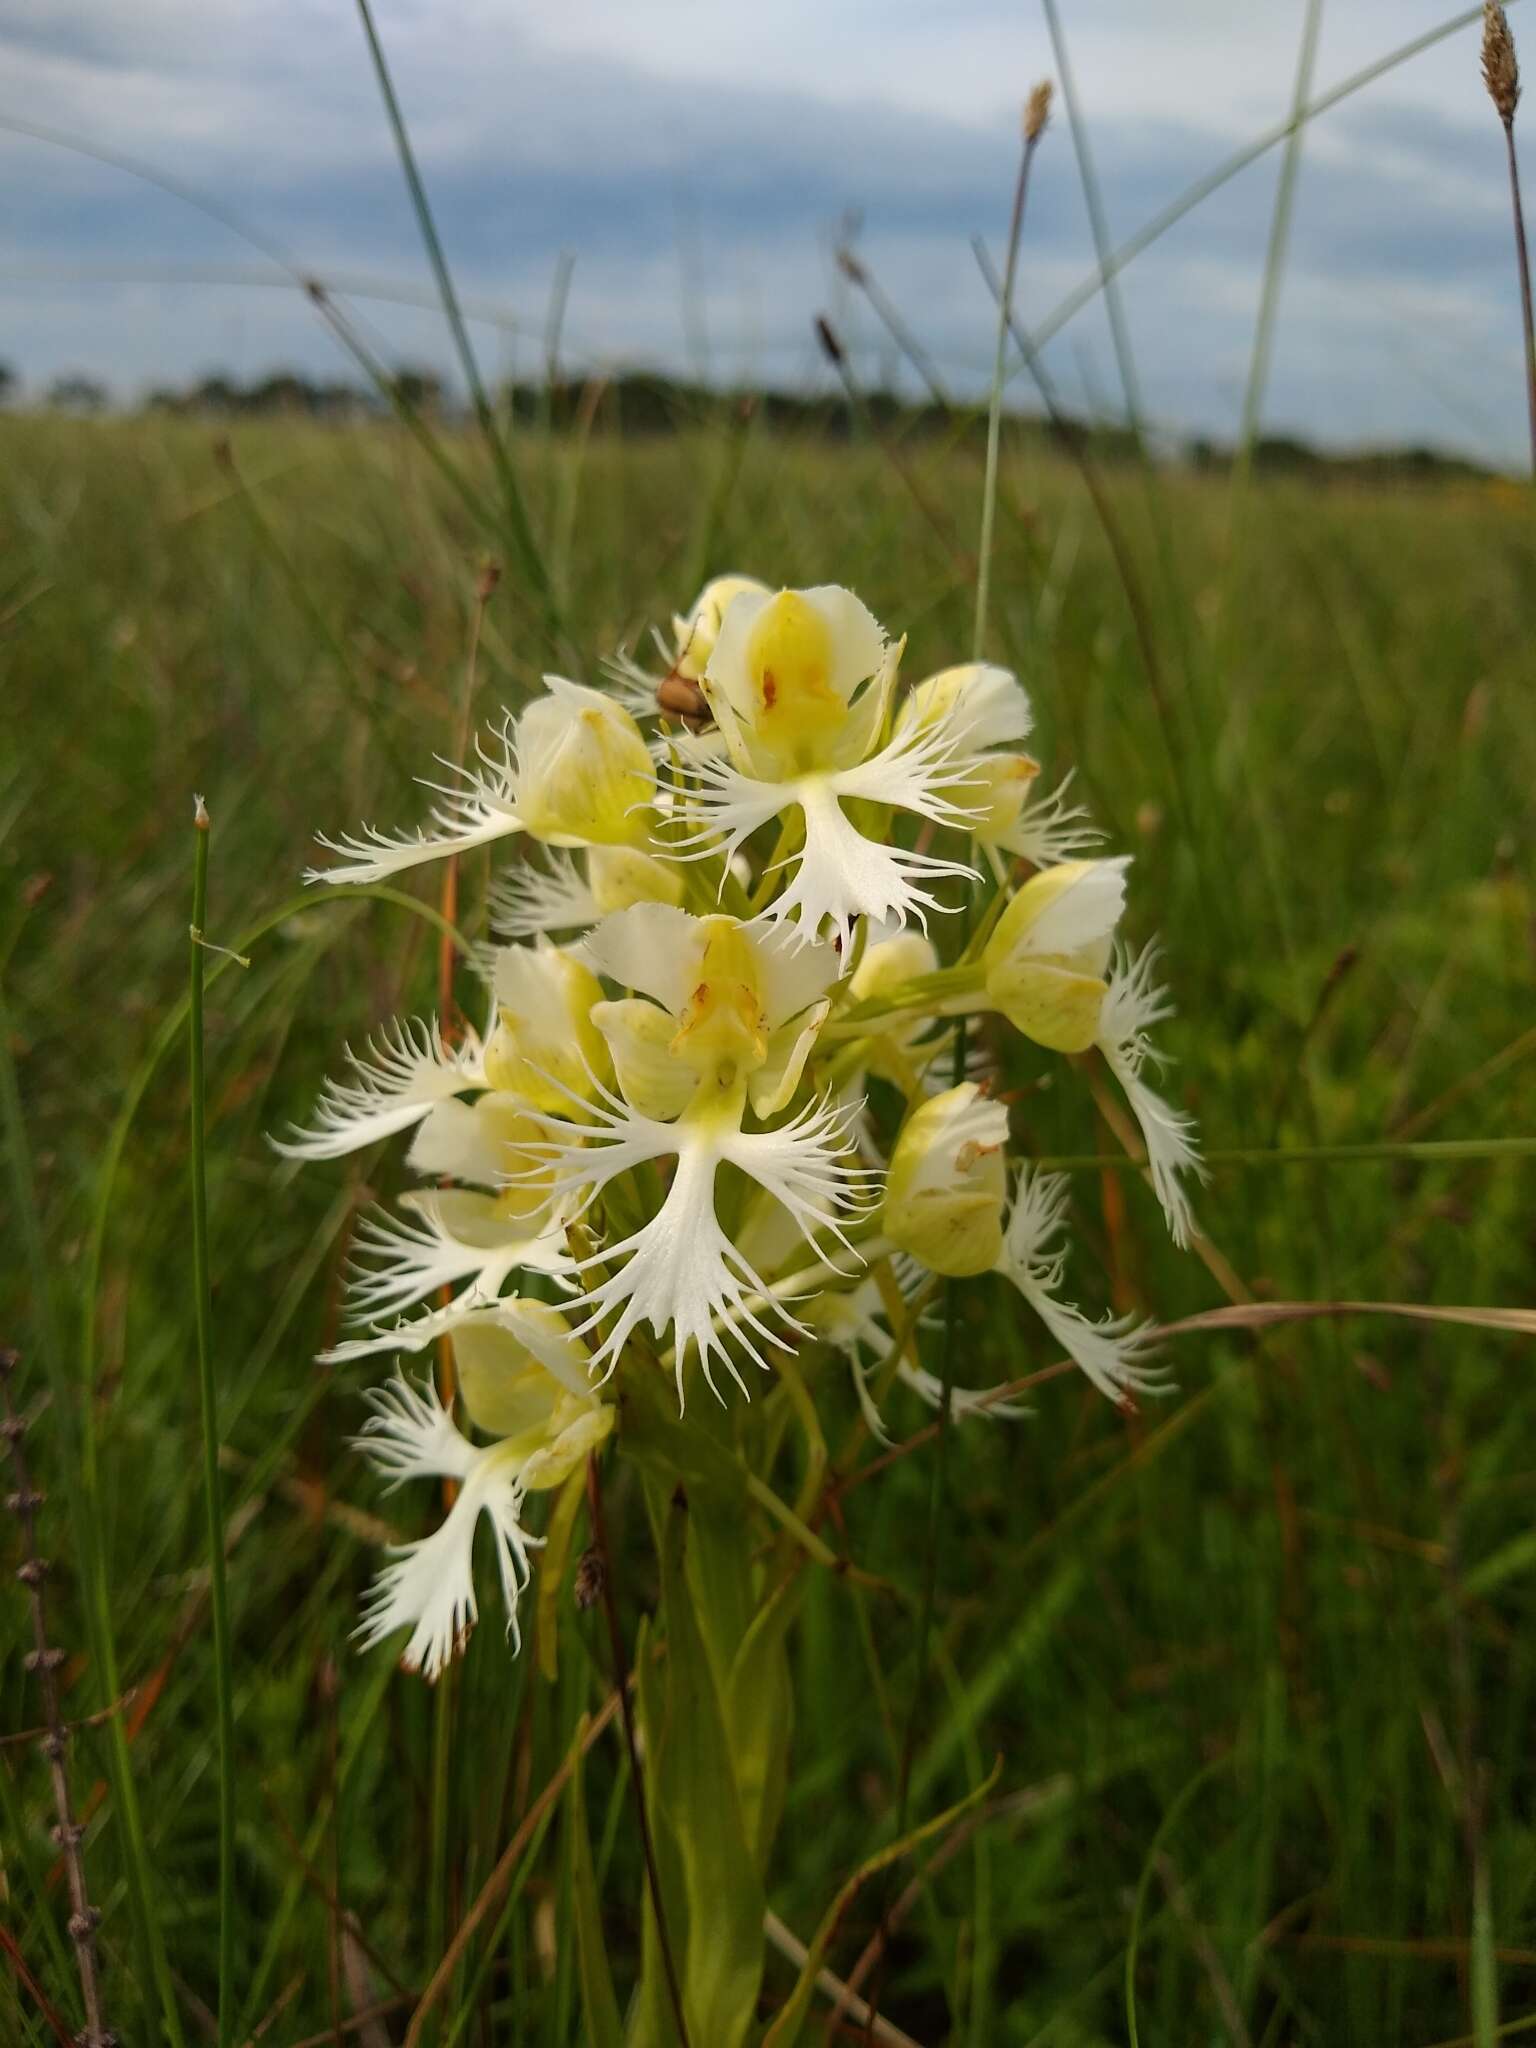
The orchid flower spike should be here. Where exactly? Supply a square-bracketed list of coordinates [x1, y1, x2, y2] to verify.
[280, 565, 1206, 1683]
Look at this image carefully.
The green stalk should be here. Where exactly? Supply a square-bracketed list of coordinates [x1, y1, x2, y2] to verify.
[352, 0, 562, 651]
[189, 799, 237, 2046]
[426, 1676, 456, 2027]
[1018, 3, 1521, 366]
[974, 104, 1046, 660]
[1033, 1136, 1536, 1171]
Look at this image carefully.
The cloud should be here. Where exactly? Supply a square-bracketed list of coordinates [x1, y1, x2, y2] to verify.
[0, 0, 1529, 464]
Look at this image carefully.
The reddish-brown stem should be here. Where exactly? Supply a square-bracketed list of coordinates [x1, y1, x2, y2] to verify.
[2, 1349, 114, 2047]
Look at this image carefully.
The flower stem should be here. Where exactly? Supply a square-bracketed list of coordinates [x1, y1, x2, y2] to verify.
[974, 103, 1047, 660]
[190, 798, 237, 2047]
[584, 1452, 691, 2048]
[1503, 118, 1536, 476]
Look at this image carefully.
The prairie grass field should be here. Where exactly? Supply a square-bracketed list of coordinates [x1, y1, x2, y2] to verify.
[3, 403, 1536, 2047]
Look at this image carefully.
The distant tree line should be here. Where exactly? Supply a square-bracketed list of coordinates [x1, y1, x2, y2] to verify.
[0, 355, 1495, 480]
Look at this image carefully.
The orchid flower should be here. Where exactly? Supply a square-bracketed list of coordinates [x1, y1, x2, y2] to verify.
[271, 1016, 484, 1161]
[527, 902, 877, 1398]
[353, 1316, 612, 1678]
[308, 678, 655, 885]
[661, 586, 988, 946]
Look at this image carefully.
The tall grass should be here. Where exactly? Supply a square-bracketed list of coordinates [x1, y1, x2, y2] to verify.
[2, 400, 1533, 2042]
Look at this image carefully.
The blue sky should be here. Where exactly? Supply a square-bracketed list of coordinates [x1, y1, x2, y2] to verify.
[1, 0, 1531, 463]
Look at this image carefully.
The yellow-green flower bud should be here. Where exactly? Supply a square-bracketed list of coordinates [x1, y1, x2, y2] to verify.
[586, 843, 686, 915]
[483, 944, 609, 1113]
[884, 1083, 1008, 1277]
[515, 681, 654, 847]
[982, 858, 1127, 1053]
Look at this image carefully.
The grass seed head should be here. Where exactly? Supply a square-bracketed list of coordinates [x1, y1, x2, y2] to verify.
[1024, 80, 1054, 144]
[1482, 1, 1520, 127]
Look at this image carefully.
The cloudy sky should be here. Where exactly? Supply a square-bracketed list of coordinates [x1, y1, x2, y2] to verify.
[2, 0, 1531, 462]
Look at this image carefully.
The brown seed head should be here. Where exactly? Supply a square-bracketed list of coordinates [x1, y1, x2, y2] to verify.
[1024, 81, 1054, 145]
[814, 313, 846, 367]
[1483, 1, 1520, 127]
[835, 245, 868, 287]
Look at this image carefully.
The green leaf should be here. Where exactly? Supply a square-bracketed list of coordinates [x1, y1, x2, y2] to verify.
[661, 1488, 766, 2048]
[1464, 1527, 1536, 1599]
[566, 1719, 624, 2048]
[630, 1488, 766, 2048]
[726, 1571, 805, 1867]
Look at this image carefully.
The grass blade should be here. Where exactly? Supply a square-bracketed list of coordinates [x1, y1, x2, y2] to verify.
[189, 799, 237, 2046]
[351, 0, 562, 649]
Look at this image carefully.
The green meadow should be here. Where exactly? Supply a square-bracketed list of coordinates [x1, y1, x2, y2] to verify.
[3, 404, 1534, 2045]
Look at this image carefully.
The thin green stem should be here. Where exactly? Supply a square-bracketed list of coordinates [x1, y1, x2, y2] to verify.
[1017, 3, 1523, 368]
[1234, 0, 1325, 482]
[1501, 118, 1536, 476]
[1041, 0, 1144, 439]
[352, 0, 561, 649]
[190, 801, 237, 2047]
[974, 117, 1044, 660]
[1033, 1137, 1536, 1172]
[426, 1675, 455, 2026]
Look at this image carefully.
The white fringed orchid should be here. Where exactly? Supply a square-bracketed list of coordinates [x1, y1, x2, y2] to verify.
[883, 1084, 1010, 1278]
[308, 678, 655, 885]
[541, 1082, 872, 1399]
[354, 1318, 613, 1678]
[527, 903, 875, 1397]
[582, 902, 841, 1122]
[664, 586, 986, 945]
[979, 856, 1130, 1051]
[995, 1169, 1166, 1407]
[344, 1188, 576, 1328]
[893, 662, 1102, 868]
[278, 565, 1207, 1687]
[1096, 945, 1205, 1247]
[271, 1017, 484, 1161]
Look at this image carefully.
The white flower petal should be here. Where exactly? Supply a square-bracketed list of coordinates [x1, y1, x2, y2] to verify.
[592, 998, 700, 1122]
[271, 1017, 483, 1161]
[751, 922, 842, 1029]
[989, 771, 1104, 865]
[719, 1093, 880, 1256]
[997, 1170, 1166, 1406]
[1096, 947, 1205, 1248]
[487, 850, 600, 941]
[901, 663, 1033, 753]
[354, 1415, 539, 1678]
[308, 723, 524, 884]
[762, 780, 975, 949]
[1016, 856, 1129, 959]
[344, 1189, 575, 1325]
[748, 1000, 829, 1118]
[570, 1140, 789, 1402]
[581, 901, 700, 1012]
